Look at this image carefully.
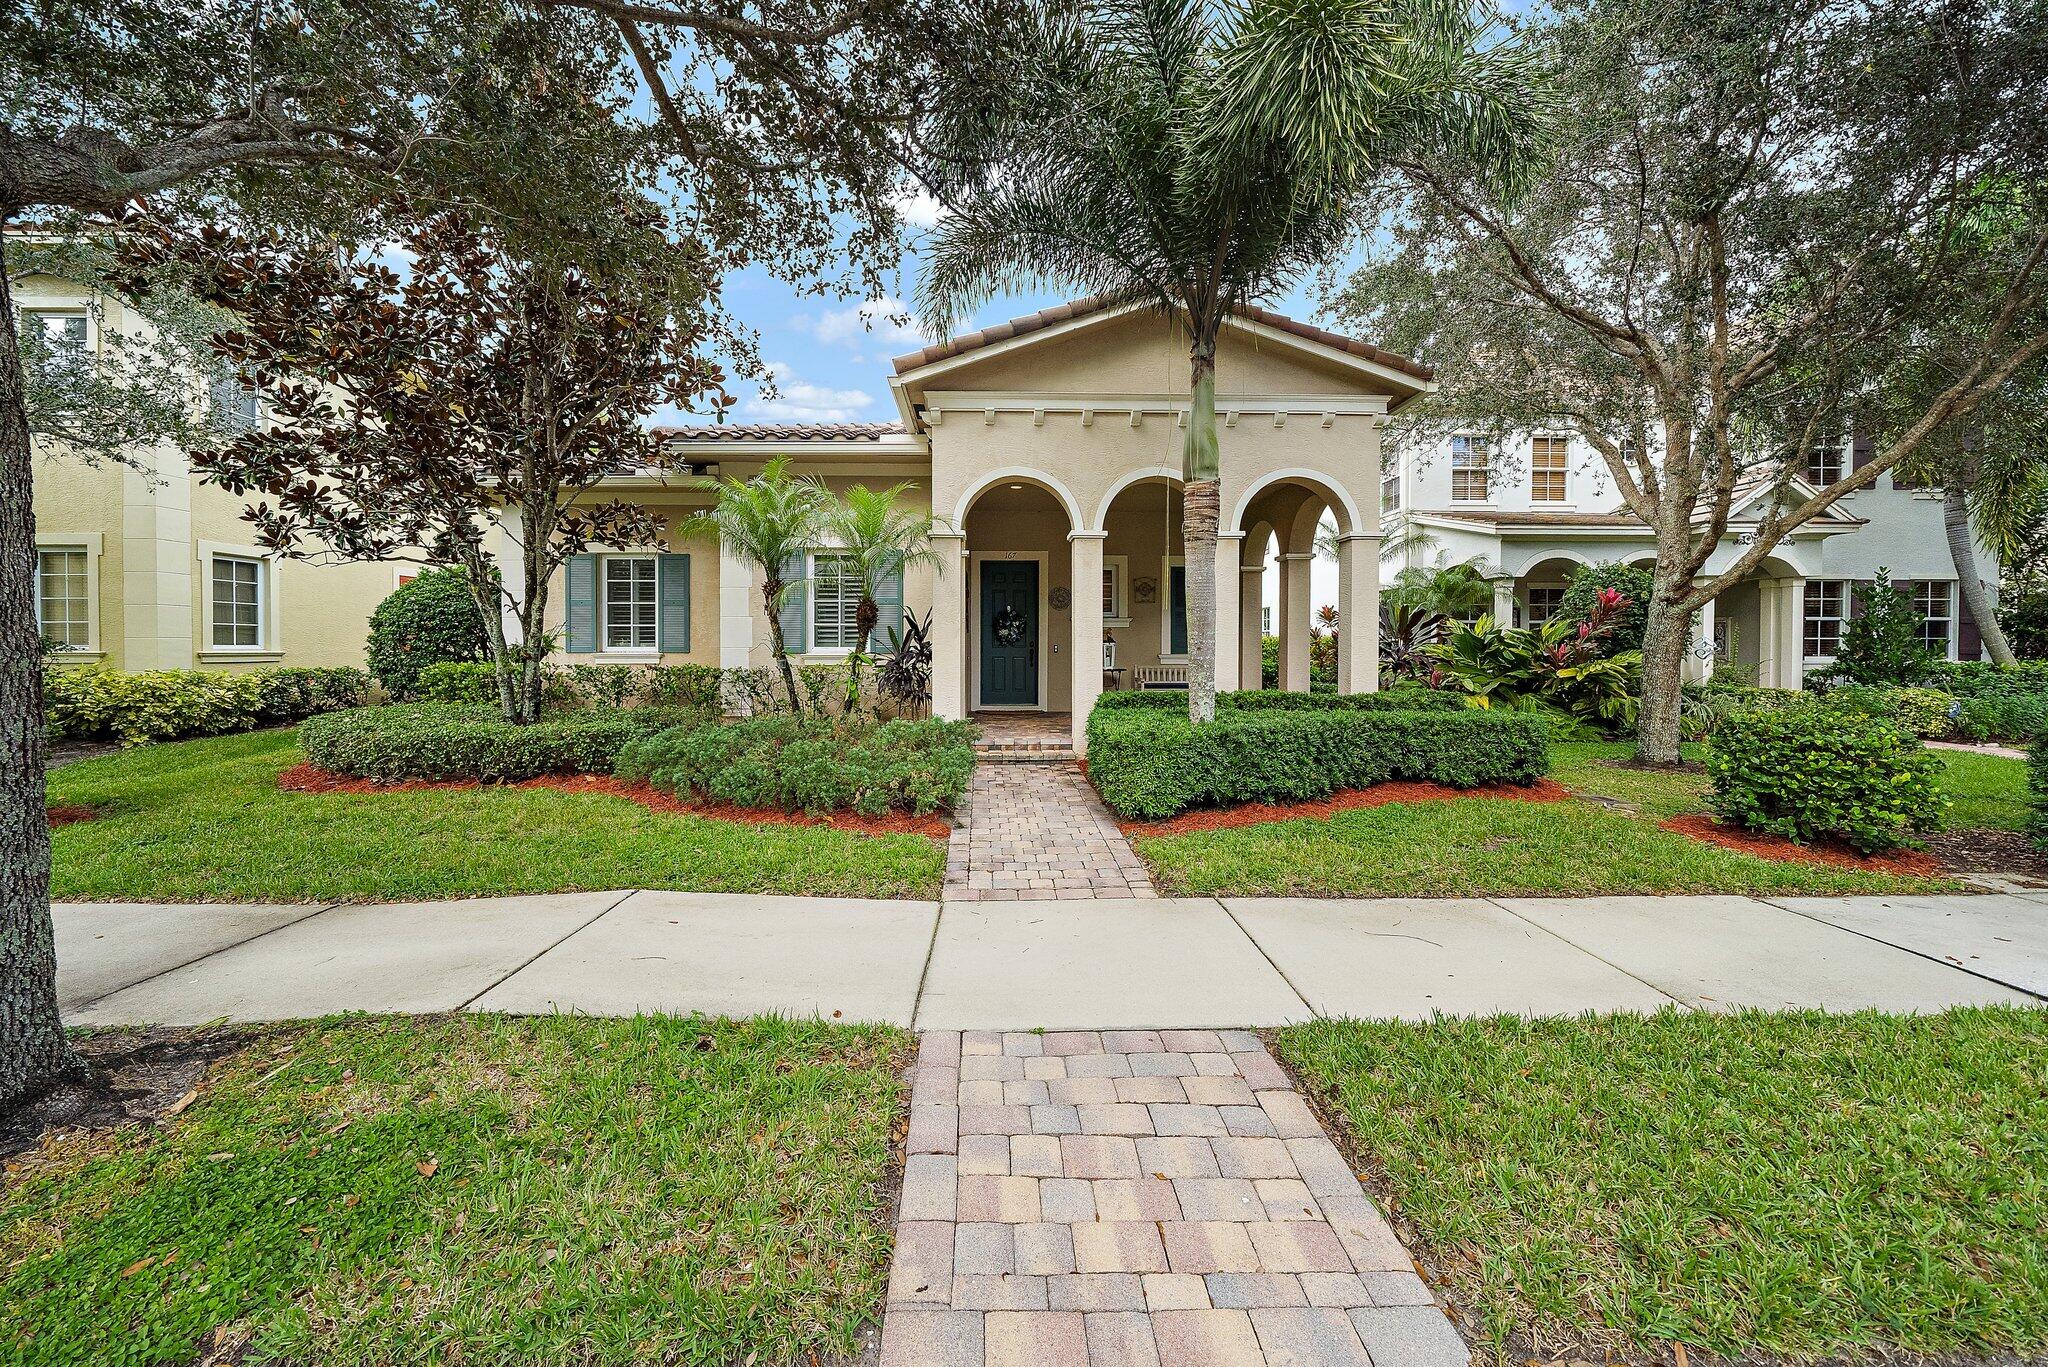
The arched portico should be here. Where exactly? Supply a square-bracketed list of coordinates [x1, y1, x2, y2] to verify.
[1233, 472, 1376, 693]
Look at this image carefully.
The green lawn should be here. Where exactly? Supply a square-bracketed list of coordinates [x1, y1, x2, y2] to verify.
[48, 730, 945, 901]
[1133, 740, 2025, 898]
[2, 1015, 908, 1367]
[1278, 1008, 2048, 1363]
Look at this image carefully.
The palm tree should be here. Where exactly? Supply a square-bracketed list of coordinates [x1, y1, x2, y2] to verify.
[919, 0, 1543, 723]
[683, 456, 827, 714]
[820, 482, 941, 704]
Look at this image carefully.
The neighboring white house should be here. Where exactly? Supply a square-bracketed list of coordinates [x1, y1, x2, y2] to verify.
[1380, 430, 1999, 687]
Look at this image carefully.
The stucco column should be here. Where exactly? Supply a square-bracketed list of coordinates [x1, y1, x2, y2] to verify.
[495, 504, 526, 650]
[1068, 531, 1105, 751]
[1335, 534, 1380, 693]
[717, 535, 757, 713]
[1778, 577, 1806, 689]
[929, 531, 968, 721]
[1213, 532, 1244, 701]
[1239, 561, 1266, 690]
[1278, 552, 1314, 692]
[1491, 577, 1516, 628]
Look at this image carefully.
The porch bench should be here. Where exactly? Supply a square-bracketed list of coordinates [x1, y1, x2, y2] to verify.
[1135, 665, 1189, 690]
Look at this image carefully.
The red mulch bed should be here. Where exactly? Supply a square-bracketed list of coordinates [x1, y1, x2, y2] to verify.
[1118, 778, 1575, 837]
[45, 803, 99, 828]
[1660, 813, 1946, 876]
[277, 764, 951, 840]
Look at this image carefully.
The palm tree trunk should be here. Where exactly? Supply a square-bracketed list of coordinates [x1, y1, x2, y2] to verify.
[1184, 345, 1221, 725]
[762, 578, 806, 715]
[0, 229, 84, 1107]
[1945, 480, 2016, 665]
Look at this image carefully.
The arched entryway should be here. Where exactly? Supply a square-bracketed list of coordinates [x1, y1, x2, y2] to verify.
[958, 476, 1077, 714]
[1232, 472, 1374, 692]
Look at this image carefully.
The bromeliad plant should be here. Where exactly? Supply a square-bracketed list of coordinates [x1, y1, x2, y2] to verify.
[1431, 587, 1643, 729]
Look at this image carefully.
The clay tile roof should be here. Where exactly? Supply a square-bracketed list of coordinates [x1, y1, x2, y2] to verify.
[891, 294, 1434, 382]
[651, 421, 907, 443]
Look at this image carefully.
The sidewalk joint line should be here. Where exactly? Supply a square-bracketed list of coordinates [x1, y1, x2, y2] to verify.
[68, 899, 345, 1014]
[908, 901, 944, 1031]
[1759, 895, 2048, 1003]
[1484, 897, 1695, 1012]
[1218, 898, 1318, 1019]
[455, 889, 638, 1013]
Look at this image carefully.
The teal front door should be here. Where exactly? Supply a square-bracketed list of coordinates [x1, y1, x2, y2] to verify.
[979, 560, 1039, 707]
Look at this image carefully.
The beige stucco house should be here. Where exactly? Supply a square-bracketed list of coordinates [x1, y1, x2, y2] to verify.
[23, 268, 400, 672]
[528, 298, 1436, 752]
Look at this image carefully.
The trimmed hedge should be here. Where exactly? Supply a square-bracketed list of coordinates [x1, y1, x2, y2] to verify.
[1086, 705, 1551, 820]
[1952, 692, 2048, 745]
[46, 665, 369, 746]
[299, 704, 705, 783]
[2031, 732, 2048, 851]
[1091, 688, 1463, 714]
[1706, 705, 1945, 853]
[615, 716, 976, 815]
[1822, 684, 1957, 738]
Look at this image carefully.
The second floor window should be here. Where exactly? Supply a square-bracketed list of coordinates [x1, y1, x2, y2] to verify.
[210, 368, 262, 433]
[1806, 437, 1847, 487]
[1381, 468, 1401, 513]
[1530, 436, 1568, 502]
[1450, 435, 1491, 502]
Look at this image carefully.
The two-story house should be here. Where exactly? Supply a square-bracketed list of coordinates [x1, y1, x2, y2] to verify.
[1379, 431, 2000, 686]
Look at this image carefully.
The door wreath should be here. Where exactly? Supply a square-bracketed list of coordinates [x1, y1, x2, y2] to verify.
[992, 605, 1027, 646]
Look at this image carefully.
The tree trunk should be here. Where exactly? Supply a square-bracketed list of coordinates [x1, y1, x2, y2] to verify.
[1183, 346, 1220, 725]
[0, 226, 84, 1107]
[762, 578, 805, 715]
[1945, 480, 2016, 665]
[1633, 585, 1691, 765]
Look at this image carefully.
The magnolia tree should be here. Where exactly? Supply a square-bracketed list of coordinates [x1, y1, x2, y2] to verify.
[1339, 0, 2048, 763]
[140, 211, 728, 722]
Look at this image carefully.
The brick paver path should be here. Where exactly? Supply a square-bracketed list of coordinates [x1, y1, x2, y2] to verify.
[883, 1029, 1470, 1366]
[945, 763, 1157, 901]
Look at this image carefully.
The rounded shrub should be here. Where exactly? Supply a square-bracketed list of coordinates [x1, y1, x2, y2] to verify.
[1558, 562, 1653, 653]
[616, 715, 976, 815]
[1705, 705, 1945, 853]
[1822, 684, 1956, 738]
[366, 569, 490, 699]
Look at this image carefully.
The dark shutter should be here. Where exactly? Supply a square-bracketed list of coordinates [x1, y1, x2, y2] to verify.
[565, 554, 597, 654]
[777, 552, 808, 653]
[1850, 430, 1875, 475]
[873, 563, 905, 650]
[1957, 580, 1983, 660]
[657, 553, 691, 654]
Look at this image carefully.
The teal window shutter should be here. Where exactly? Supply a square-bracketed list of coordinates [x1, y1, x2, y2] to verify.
[777, 552, 808, 653]
[874, 563, 905, 651]
[565, 554, 598, 654]
[1168, 563, 1187, 655]
[657, 553, 691, 653]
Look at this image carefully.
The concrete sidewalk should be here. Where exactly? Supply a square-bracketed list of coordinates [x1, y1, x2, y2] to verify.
[58, 888, 2048, 1028]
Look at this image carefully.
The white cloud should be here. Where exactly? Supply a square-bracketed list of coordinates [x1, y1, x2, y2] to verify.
[892, 189, 946, 230]
[807, 296, 932, 350]
[742, 361, 876, 424]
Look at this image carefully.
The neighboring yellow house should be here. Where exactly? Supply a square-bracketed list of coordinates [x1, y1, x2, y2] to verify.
[523, 297, 1435, 751]
[21, 268, 399, 672]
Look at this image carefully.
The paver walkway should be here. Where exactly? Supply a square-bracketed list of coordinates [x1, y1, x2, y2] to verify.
[946, 762, 1156, 900]
[885, 1028, 1466, 1367]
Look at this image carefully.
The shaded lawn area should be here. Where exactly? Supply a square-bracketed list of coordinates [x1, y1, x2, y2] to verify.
[1133, 739, 2019, 898]
[1, 1015, 908, 1367]
[48, 730, 945, 902]
[1278, 1008, 2048, 1364]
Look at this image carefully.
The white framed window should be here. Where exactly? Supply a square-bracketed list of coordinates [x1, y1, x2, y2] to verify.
[210, 367, 262, 433]
[1526, 585, 1566, 624]
[1909, 580, 1953, 656]
[1103, 554, 1129, 624]
[602, 554, 658, 652]
[23, 308, 89, 351]
[1806, 437, 1847, 487]
[1262, 605, 1274, 634]
[210, 555, 265, 649]
[809, 550, 863, 653]
[36, 546, 92, 649]
[1381, 468, 1401, 513]
[1450, 435, 1491, 502]
[1530, 436, 1568, 502]
[1803, 579, 1846, 659]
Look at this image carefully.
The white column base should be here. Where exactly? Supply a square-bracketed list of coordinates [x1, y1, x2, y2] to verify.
[930, 533, 969, 721]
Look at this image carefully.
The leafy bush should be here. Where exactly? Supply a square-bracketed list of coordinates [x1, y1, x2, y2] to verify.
[300, 705, 706, 782]
[1086, 705, 1551, 820]
[1827, 570, 1940, 686]
[1431, 586, 1642, 730]
[1951, 692, 2048, 745]
[2031, 732, 2048, 851]
[1705, 706, 1945, 853]
[1824, 685, 1957, 738]
[44, 665, 367, 746]
[365, 568, 490, 699]
[1558, 562, 1653, 653]
[1927, 660, 2048, 699]
[616, 716, 976, 815]
[1681, 681, 1804, 739]
[1999, 585, 2048, 659]
[643, 664, 725, 710]
[1091, 688, 1463, 714]
[417, 660, 500, 704]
